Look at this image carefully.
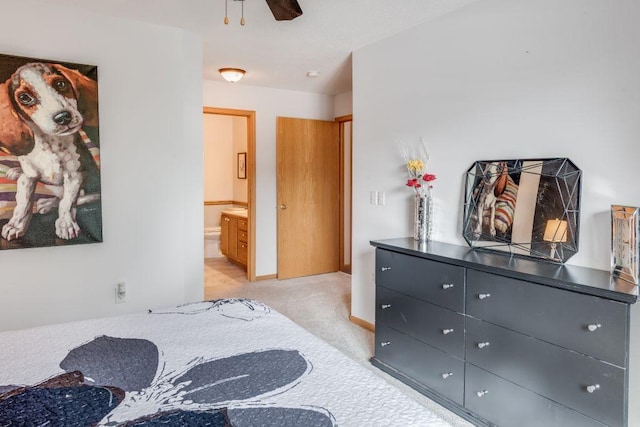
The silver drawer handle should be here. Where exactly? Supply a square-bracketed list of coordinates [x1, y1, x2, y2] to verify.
[441, 372, 453, 379]
[477, 342, 490, 349]
[442, 329, 454, 335]
[586, 384, 600, 393]
[380, 341, 391, 347]
[442, 283, 454, 290]
[587, 323, 602, 332]
[380, 304, 392, 310]
[477, 390, 489, 398]
[381, 267, 392, 272]
[478, 293, 491, 300]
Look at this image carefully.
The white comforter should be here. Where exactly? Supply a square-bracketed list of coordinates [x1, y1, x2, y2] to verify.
[0, 299, 450, 426]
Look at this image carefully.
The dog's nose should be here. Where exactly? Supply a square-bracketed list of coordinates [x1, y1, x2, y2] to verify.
[53, 111, 73, 126]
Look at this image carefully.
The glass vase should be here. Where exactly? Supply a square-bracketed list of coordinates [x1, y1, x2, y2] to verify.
[414, 192, 433, 242]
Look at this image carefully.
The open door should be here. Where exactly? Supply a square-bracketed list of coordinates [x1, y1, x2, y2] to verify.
[277, 117, 339, 279]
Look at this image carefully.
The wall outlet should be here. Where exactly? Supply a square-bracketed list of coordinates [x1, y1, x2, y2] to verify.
[377, 191, 385, 206]
[116, 282, 126, 304]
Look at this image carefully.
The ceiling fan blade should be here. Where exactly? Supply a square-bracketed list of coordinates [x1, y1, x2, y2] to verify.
[265, 0, 303, 21]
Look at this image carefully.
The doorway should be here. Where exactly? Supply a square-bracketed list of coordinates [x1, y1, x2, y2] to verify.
[203, 107, 256, 281]
[336, 115, 352, 274]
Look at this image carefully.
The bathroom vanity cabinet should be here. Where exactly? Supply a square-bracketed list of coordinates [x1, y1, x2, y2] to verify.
[370, 238, 640, 427]
[221, 213, 248, 268]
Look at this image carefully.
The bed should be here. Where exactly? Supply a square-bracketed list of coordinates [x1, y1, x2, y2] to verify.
[0, 299, 451, 426]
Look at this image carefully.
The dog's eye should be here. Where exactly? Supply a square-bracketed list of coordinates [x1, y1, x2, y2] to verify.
[54, 80, 68, 91]
[17, 92, 36, 106]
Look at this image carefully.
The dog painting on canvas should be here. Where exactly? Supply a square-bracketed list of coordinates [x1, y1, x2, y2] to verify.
[0, 53, 101, 250]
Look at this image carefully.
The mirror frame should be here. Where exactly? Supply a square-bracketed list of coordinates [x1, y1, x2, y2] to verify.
[463, 158, 582, 263]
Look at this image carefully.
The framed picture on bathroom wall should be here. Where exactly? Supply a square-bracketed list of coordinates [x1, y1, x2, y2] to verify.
[238, 152, 247, 179]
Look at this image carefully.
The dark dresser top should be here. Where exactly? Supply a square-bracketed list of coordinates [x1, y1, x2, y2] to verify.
[371, 238, 638, 304]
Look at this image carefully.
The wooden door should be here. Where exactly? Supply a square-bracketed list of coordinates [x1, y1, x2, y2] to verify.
[221, 214, 238, 259]
[221, 214, 230, 256]
[277, 117, 339, 279]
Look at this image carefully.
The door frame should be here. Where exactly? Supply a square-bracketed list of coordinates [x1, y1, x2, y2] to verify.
[203, 107, 257, 281]
[336, 114, 353, 274]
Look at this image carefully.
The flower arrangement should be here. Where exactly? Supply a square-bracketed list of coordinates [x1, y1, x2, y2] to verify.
[401, 140, 436, 198]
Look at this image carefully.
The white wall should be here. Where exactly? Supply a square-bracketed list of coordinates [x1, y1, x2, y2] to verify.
[334, 91, 353, 118]
[203, 115, 247, 229]
[203, 81, 334, 277]
[352, 0, 640, 323]
[203, 114, 232, 230]
[178, 31, 204, 304]
[0, 1, 204, 331]
[203, 115, 248, 204]
[204, 115, 234, 201]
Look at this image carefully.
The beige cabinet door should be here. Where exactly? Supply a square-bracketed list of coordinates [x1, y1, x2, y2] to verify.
[221, 214, 238, 259]
[276, 117, 339, 279]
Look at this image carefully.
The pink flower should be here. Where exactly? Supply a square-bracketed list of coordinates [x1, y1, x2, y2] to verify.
[423, 173, 437, 182]
[406, 178, 419, 187]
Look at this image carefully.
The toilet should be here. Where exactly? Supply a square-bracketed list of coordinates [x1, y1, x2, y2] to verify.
[204, 226, 222, 258]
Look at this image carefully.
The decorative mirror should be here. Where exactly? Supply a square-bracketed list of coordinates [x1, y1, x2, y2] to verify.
[463, 158, 581, 263]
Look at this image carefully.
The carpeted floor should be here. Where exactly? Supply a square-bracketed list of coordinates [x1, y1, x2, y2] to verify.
[204, 257, 472, 427]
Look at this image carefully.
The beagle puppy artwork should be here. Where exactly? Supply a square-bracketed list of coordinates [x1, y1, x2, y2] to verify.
[473, 161, 509, 239]
[0, 56, 101, 247]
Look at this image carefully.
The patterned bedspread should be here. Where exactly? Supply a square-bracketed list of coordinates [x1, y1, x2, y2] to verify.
[0, 299, 450, 426]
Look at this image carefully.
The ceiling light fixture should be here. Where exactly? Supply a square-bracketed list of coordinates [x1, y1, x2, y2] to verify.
[224, 0, 245, 26]
[219, 68, 246, 83]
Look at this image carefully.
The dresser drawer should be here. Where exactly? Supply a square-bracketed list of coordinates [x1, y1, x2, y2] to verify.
[375, 323, 464, 405]
[376, 286, 464, 358]
[238, 219, 248, 232]
[376, 249, 464, 312]
[466, 317, 624, 426]
[467, 269, 627, 366]
[465, 363, 606, 427]
[238, 231, 248, 244]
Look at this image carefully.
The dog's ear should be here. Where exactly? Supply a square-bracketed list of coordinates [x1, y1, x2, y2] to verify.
[0, 81, 34, 156]
[494, 162, 508, 197]
[51, 64, 99, 127]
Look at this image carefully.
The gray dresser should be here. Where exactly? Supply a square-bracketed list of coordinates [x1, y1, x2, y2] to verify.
[370, 238, 640, 427]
